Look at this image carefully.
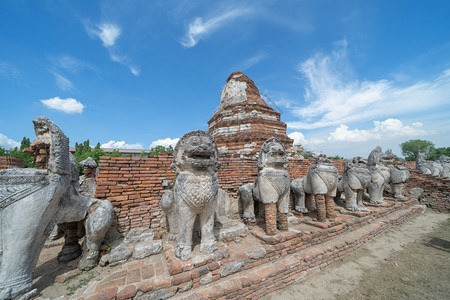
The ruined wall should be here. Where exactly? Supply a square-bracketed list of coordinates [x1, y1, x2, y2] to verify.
[408, 170, 450, 213]
[0, 156, 25, 169]
[95, 155, 175, 232]
[95, 154, 345, 232]
[402, 161, 416, 169]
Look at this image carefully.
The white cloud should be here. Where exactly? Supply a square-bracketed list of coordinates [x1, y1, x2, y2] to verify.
[40, 97, 85, 114]
[287, 40, 450, 130]
[150, 138, 179, 149]
[101, 140, 143, 149]
[327, 118, 428, 142]
[288, 132, 307, 146]
[51, 72, 74, 91]
[181, 6, 253, 48]
[90, 23, 121, 47]
[0, 133, 20, 149]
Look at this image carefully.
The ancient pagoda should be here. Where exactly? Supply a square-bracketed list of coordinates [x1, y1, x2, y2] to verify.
[207, 71, 293, 156]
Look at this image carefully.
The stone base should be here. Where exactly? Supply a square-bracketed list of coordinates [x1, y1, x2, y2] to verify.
[214, 219, 248, 242]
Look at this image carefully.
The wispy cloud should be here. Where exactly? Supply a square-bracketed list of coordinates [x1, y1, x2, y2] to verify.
[40, 97, 85, 114]
[0, 62, 19, 79]
[180, 6, 254, 48]
[0, 133, 20, 149]
[101, 140, 143, 149]
[236, 52, 267, 71]
[150, 138, 179, 149]
[287, 40, 450, 130]
[85, 22, 139, 76]
[50, 71, 75, 91]
[49, 55, 96, 74]
[110, 54, 140, 76]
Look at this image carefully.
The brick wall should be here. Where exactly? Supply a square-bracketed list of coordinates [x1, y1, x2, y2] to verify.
[408, 170, 450, 213]
[402, 161, 416, 169]
[95, 154, 345, 232]
[0, 156, 25, 169]
[95, 154, 175, 231]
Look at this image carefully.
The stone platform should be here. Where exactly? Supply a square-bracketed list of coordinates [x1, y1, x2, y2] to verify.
[33, 198, 421, 299]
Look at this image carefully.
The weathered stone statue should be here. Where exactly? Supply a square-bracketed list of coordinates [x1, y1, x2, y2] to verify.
[239, 138, 290, 235]
[291, 158, 338, 222]
[162, 130, 221, 261]
[0, 117, 113, 299]
[366, 146, 388, 204]
[439, 155, 450, 178]
[416, 152, 443, 177]
[377, 149, 410, 199]
[336, 158, 371, 212]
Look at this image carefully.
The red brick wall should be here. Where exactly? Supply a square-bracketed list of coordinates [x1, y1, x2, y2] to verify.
[408, 170, 450, 213]
[95, 154, 345, 232]
[0, 156, 25, 169]
[402, 161, 416, 169]
[95, 154, 175, 231]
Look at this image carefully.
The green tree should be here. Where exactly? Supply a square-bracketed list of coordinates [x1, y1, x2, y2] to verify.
[0, 146, 34, 167]
[400, 139, 435, 161]
[428, 147, 450, 161]
[149, 145, 174, 156]
[20, 137, 30, 151]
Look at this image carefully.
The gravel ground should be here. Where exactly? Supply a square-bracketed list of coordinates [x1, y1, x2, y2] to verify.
[263, 208, 450, 300]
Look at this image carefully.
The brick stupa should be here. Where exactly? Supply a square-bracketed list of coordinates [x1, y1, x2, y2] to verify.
[207, 72, 293, 156]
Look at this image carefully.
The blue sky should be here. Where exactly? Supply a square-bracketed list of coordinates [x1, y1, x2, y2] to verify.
[1, 0, 449, 158]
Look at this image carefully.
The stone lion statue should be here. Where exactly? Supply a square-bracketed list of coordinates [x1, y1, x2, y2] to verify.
[239, 137, 290, 235]
[291, 157, 338, 222]
[161, 130, 221, 260]
[416, 152, 443, 177]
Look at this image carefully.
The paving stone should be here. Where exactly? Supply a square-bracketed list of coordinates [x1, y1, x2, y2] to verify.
[117, 285, 137, 300]
[133, 240, 163, 260]
[220, 259, 248, 277]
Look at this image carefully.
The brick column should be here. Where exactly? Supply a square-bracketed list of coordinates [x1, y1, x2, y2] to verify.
[315, 194, 326, 222]
[326, 196, 336, 221]
[264, 203, 277, 235]
[277, 211, 288, 231]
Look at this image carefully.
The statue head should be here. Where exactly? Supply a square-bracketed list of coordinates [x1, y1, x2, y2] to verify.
[257, 137, 288, 170]
[31, 116, 69, 175]
[416, 152, 427, 164]
[368, 146, 382, 166]
[171, 130, 220, 173]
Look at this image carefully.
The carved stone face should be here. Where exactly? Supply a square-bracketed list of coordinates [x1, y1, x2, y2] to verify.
[172, 130, 219, 173]
[259, 138, 287, 169]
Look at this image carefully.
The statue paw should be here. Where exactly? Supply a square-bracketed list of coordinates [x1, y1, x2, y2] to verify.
[345, 205, 360, 212]
[167, 233, 177, 241]
[295, 206, 308, 214]
[200, 240, 217, 254]
[243, 216, 256, 224]
[358, 206, 370, 212]
[176, 245, 192, 261]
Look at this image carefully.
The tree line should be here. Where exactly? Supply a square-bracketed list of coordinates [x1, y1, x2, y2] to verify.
[0, 138, 174, 169]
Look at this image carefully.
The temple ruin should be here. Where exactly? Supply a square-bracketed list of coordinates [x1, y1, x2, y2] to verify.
[207, 72, 293, 156]
[0, 72, 448, 300]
